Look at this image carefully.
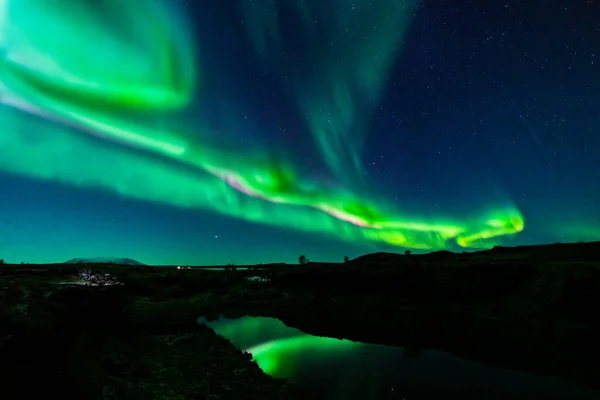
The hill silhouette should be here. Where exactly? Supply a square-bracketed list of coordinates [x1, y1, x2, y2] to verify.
[351, 241, 600, 265]
[64, 257, 146, 265]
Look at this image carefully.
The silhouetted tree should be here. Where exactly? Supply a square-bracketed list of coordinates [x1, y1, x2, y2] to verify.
[225, 263, 237, 272]
[404, 250, 411, 256]
[343, 255, 349, 263]
[0, 259, 4, 264]
[298, 255, 308, 265]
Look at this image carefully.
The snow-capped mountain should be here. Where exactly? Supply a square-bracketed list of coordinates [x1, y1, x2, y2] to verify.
[64, 257, 146, 266]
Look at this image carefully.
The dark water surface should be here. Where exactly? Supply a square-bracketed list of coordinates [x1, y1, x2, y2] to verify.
[198, 315, 599, 400]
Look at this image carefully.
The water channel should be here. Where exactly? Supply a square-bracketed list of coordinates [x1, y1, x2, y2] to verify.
[198, 315, 599, 400]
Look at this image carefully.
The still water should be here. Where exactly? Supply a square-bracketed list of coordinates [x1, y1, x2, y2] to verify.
[198, 315, 599, 400]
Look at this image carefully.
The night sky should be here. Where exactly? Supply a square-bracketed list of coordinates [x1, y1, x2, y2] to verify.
[0, 0, 598, 265]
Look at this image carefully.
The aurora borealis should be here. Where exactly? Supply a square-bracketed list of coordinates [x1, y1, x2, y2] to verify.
[0, 1, 598, 264]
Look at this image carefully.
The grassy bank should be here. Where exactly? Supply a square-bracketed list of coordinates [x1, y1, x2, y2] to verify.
[0, 280, 302, 400]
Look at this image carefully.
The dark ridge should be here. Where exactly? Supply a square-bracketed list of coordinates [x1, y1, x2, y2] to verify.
[351, 241, 600, 265]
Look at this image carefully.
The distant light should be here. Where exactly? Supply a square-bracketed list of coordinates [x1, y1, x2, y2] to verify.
[177, 266, 181, 270]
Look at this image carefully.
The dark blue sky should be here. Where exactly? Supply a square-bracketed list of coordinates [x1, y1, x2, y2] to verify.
[0, 0, 598, 265]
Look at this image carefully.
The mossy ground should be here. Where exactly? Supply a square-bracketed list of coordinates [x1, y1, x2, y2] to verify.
[0, 272, 302, 400]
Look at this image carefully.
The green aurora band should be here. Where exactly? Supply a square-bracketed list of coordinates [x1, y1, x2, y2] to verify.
[0, 0, 524, 250]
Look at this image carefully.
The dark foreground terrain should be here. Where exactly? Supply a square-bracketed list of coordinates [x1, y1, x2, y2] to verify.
[1, 241, 599, 398]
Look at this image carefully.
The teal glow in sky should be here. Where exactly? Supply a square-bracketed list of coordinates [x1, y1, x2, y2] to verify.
[0, 0, 598, 264]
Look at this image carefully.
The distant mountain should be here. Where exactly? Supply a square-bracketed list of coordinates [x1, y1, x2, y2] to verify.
[64, 257, 146, 266]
